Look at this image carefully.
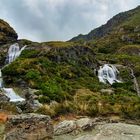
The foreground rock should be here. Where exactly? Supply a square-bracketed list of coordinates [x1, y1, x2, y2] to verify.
[54, 120, 140, 140]
[74, 123, 140, 140]
[54, 117, 112, 137]
[5, 113, 53, 140]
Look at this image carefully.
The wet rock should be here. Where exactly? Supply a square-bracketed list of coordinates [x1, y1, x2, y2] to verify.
[0, 91, 22, 113]
[5, 113, 53, 140]
[54, 120, 77, 136]
[0, 91, 10, 102]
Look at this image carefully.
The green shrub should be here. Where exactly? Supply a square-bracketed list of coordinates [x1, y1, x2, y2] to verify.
[25, 69, 41, 80]
[21, 50, 40, 58]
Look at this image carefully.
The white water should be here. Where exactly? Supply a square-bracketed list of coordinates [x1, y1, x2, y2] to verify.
[0, 43, 26, 102]
[98, 64, 121, 85]
[2, 88, 25, 102]
[6, 43, 26, 64]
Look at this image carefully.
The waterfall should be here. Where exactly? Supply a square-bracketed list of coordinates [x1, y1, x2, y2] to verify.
[0, 43, 26, 102]
[2, 88, 25, 102]
[129, 67, 140, 97]
[98, 64, 121, 85]
[6, 43, 26, 64]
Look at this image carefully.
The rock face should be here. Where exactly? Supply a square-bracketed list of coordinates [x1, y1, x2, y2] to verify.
[47, 45, 97, 69]
[0, 19, 18, 44]
[74, 123, 140, 140]
[5, 113, 53, 140]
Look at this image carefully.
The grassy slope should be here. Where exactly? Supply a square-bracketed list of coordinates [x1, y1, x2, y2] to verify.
[1, 6, 140, 118]
[2, 41, 140, 119]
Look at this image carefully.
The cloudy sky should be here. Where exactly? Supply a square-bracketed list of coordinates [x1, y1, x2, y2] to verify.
[0, 0, 139, 42]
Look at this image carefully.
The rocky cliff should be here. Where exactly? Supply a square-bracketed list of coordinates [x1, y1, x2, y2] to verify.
[0, 19, 18, 44]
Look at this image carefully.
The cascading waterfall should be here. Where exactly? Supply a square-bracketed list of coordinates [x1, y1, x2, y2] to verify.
[2, 88, 25, 102]
[0, 43, 26, 102]
[98, 64, 121, 85]
[6, 43, 26, 64]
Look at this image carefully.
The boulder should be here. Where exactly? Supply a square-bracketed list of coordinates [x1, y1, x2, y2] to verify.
[54, 120, 77, 136]
[5, 113, 53, 140]
[76, 118, 94, 130]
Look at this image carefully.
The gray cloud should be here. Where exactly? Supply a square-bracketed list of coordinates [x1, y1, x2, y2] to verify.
[0, 0, 139, 42]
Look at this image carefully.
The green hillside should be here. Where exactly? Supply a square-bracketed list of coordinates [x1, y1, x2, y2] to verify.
[0, 6, 140, 119]
[70, 6, 140, 42]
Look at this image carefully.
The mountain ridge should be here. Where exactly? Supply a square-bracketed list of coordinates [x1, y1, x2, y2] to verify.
[70, 5, 140, 42]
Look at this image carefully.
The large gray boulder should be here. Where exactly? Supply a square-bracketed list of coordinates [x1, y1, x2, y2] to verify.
[5, 113, 53, 140]
[74, 123, 140, 140]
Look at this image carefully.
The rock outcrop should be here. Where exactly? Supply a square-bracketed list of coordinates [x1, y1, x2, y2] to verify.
[0, 19, 18, 44]
[54, 120, 77, 136]
[75, 123, 140, 140]
[47, 45, 96, 69]
[54, 118, 95, 136]
[5, 113, 53, 140]
[55, 122, 140, 140]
